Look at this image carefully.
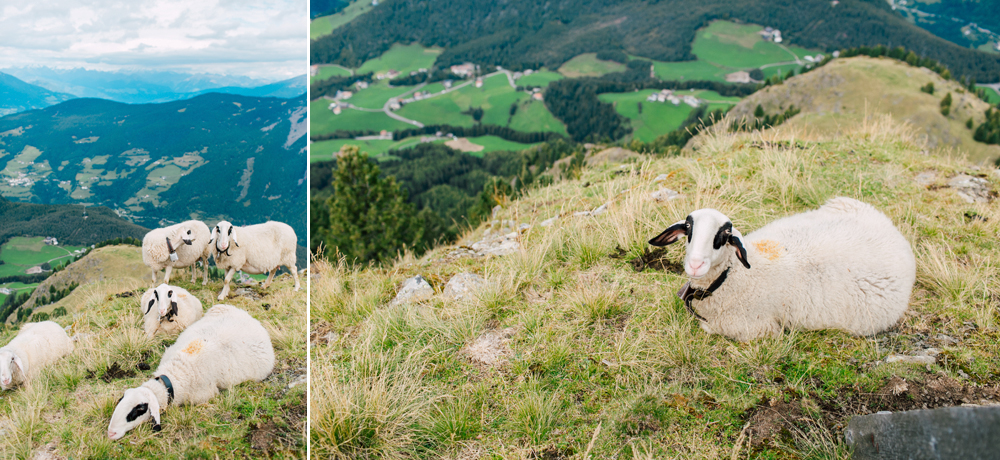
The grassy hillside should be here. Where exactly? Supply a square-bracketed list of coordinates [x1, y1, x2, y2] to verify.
[727, 56, 1000, 164]
[311, 116, 999, 458]
[311, 0, 373, 39]
[0, 245, 306, 458]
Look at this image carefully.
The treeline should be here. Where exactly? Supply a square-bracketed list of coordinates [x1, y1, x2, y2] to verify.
[311, 140, 581, 263]
[0, 195, 149, 249]
[311, 0, 1000, 82]
[310, 72, 372, 99]
[310, 123, 566, 144]
[389, 69, 464, 86]
[311, 0, 347, 19]
[974, 108, 1000, 146]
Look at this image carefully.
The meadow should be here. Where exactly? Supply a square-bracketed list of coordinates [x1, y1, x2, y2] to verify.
[310, 0, 373, 39]
[598, 89, 741, 142]
[310, 114, 1000, 459]
[0, 237, 82, 279]
[311, 65, 352, 84]
[558, 54, 627, 78]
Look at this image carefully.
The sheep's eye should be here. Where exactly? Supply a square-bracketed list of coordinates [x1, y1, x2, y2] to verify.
[167, 290, 173, 297]
[187, 230, 191, 234]
[126, 403, 148, 422]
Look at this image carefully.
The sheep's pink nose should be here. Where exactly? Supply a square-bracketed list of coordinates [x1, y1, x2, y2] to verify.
[107, 430, 117, 439]
[690, 260, 706, 271]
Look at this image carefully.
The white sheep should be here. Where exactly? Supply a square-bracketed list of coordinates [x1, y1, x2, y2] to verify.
[107, 304, 274, 440]
[0, 321, 74, 389]
[210, 220, 300, 301]
[648, 197, 916, 341]
[139, 284, 204, 338]
[142, 220, 212, 285]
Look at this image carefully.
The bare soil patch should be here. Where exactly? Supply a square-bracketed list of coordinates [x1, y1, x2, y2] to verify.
[445, 138, 485, 153]
[611, 246, 684, 273]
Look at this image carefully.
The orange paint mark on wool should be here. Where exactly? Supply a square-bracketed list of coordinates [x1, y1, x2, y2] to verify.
[182, 339, 203, 355]
[753, 240, 784, 261]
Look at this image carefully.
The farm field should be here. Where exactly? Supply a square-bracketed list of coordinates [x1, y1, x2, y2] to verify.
[644, 20, 818, 82]
[310, 99, 412, 134]
[356, 43, 442, 76]
[0, 237, 82, 278]
[979, 85, 1000, 104]
[459, 135, 542, 156]
[598, 89, 741, 142]
[311, 65, 351, 84]
[396, 73, 568, 135]
[310, 137, 437, 163]
[516, 70, 564, 88]
[0, 282, 37, 306]
[347, 80, 416, 109]
[310, 0, 373, 39]
[558, 53, 626, 77]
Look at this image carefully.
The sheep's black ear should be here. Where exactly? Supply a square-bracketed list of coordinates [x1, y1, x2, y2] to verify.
[729, 234, 751, 269]
[649, 220, 688, 246]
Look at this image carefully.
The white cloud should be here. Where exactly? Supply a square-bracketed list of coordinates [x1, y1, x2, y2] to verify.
[0, 0, 307, 81]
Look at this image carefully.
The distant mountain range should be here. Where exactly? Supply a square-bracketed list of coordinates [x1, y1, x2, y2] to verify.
[0, 72, 75, 117]
[0, 93, 307, 239]
[1, 67, 306, 105]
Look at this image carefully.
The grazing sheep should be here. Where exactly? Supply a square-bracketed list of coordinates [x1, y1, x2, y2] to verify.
[648, 197, 915, 341]
[210, 220, 299, 301]
[107, 304, 274, 440]
[142, 220, 213, 285]
[0, 321, 74, 389]
[139, 284, 204, 338]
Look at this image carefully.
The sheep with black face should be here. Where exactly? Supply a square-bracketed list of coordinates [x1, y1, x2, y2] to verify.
[141, 220, 213, 285]
[107, 304, 274, 440]
[649, 197, 915, 341]
[210, 220, 299, 301]
[139, 284, 203, 338]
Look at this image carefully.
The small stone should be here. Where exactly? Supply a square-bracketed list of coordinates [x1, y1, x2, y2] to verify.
[443, 272, 486, 301]
[390, 275, 434, 306]
[947, 174, 991, 203]
[651, 188, 681, 202]
[886, 354, 936, 365]
[914, 171, 937, 186]
[653, 173, 669, 182]
[958, 369, 970, 379]
[592, 203, 608, 215]
[935, 334, 958, 345]
[540, 216, 558, 227]
[573, 210, 591, 217]
[492, 205, 502, 218]
[518, 223, 531, 232]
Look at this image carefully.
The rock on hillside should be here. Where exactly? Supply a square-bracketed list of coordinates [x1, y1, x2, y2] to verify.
[726, 56, 1000, 163]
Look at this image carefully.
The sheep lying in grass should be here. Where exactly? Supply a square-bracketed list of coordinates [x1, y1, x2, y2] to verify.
[142, 220, 212, 285]
[139, 284, 204, 338]
[0, 321, 74, 389]
[211, 220, 300, 301]
[648, 197, 916, 341]
[107, 304, 274, 440]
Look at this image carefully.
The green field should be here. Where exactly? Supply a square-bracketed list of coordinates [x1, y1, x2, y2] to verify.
[310, 0, 373, 39]
[0, 237, 83, 277]
[0, 281, 37, 305]
[348, 80, 417, 109]
[461, 135, 542, 156]
[356, 44, 442, 76]
[396, 73, 568, 135]
[978, 85, 1000, 104]
[645, 20, 819, 82]
[310, 99, 412, 134]
[558, 54, 626, 77]
[516, 70, 564, 88]
[311, 65, 352, 84]
[598, 90, 740, 142]
[310, 137, 436, 162]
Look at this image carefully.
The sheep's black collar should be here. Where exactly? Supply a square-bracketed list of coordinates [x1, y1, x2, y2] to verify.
[155, 374, 175, 404]
[676, 268, 730, 322]
[165, 237, 176, 255]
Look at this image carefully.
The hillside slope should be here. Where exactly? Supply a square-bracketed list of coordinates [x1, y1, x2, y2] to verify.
[0, 248, 306, 457]
[0, 93, 307, 237]
[0, 196, 149, 247]
[0, 72, 75, 117]
[311, 117, 1000, 458]
[311, 0, 1000, 81]
[727, 56, 1000, 163]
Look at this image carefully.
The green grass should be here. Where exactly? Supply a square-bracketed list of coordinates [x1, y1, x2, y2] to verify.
[310, 137, 437, 163]
[310, 99, 412, 136]
[516, 71, 564, 88]
[462, 135, 543, 156]
[651, 59, 729, 82]
[347, 80, 416, 110]
[356, 44, 442, 77]
[311, 116, 1000, 458]
[0, 245, 306, 457]
[396, 73, 567, 135]
[311, 65, 352, 84]
[978, 85, 1000, 104]
[598, 90, 739, 142]
[0, 237, 82, 277]
[310, 0, 373, 39]
[558, 53, 626, 78]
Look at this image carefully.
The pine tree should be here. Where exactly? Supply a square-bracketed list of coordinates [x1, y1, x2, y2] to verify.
[319, 146, 421, 264]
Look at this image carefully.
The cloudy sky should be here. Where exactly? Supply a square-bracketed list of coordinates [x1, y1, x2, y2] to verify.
[0, 0, 307, 81]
